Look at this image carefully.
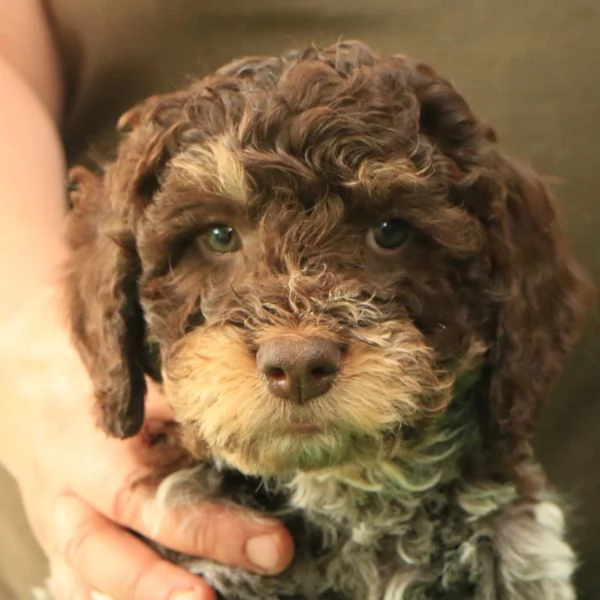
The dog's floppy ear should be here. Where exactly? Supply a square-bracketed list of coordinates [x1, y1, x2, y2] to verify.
[64, 95, 185, 438]
[484, 157, 592, 453]
[64, 165, 147, 438]
[408, 61, 592, 457]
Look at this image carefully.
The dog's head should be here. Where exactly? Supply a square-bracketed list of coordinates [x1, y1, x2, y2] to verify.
[65, 42, 590, 476]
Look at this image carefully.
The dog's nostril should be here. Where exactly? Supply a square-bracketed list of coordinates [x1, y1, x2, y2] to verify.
[266, 366, 288, 382]
[309, 363, 338, 379]
[257, 336, 341, 404]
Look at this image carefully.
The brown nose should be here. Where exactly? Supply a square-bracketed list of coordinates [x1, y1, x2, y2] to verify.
[256, 336, 341, 404]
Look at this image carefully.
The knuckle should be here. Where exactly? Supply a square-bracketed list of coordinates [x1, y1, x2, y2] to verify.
[110, 473, 143, 525]
[60, 512, 98, 567]
[129, 565, 152, 600]
[129, 558, 207, 600]
[193, 503, 228, 558]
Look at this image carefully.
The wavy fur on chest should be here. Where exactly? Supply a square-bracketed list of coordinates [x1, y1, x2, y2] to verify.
[154, 413, 575, 600]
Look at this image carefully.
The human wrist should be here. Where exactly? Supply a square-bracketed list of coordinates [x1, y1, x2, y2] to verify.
[0, 243, 67, 322]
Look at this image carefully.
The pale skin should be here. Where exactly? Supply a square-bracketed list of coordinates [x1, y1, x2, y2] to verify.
[0, 2, 293, 599]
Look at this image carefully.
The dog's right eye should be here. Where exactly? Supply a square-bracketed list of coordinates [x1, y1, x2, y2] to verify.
[367, 219, 410, 251]
[201, 225, 241, 253]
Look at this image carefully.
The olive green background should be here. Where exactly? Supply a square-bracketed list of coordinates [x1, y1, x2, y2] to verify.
[1, 1, 598, 598]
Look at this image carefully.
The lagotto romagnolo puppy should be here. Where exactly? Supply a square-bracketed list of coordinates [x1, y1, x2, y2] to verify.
[58, 41, 592, 599]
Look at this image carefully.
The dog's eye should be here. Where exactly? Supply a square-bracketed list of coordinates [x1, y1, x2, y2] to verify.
[202, 225, 240, 253]
[367, 219, 410, 251]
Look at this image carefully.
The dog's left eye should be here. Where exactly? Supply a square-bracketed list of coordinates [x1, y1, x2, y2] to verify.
[202, 225, 241, 253]
[367, 219, 410, 251]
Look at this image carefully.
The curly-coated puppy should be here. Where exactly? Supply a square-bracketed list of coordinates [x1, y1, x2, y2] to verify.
[62, 41, 592, 599]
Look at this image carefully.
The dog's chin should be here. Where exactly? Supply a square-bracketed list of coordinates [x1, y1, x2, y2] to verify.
[207, 427, 382, 476]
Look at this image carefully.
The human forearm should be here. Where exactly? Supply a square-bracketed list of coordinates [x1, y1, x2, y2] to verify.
[0, 60, 67, 467]
[0, 0, 65, 317]
[0, 56, 66, 319]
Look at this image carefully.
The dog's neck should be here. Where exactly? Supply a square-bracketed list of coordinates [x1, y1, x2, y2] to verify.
[267, 386, 486, 522]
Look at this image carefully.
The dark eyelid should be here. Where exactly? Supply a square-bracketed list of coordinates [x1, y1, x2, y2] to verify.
[200, 221, 235, 233]
[157, 204, 245, 242]
[348, 201, 406, 226]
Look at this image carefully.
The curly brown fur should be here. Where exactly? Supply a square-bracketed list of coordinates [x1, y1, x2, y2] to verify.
[62, 41, 592, 598]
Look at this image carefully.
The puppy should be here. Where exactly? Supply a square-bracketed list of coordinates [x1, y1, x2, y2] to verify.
[63, 41, 592, 599]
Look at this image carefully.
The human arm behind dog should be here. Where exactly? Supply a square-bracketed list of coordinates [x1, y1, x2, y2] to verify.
[0, 2, 293, 598]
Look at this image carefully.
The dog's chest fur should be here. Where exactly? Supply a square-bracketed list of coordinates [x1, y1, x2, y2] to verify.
[157, 459, 574, 600]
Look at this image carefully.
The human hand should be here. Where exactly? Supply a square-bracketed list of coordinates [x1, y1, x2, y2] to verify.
[0, 292, 294, 600]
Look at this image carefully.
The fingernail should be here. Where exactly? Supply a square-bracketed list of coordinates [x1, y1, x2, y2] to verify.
[246, 533, 281, 572]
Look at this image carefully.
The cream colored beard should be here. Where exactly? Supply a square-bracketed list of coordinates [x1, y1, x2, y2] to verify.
[163, 323, 455, 475]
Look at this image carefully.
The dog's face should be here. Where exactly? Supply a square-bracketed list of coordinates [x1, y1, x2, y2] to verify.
[142, 142, 487, 473]
[65, 42, 590, 477]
